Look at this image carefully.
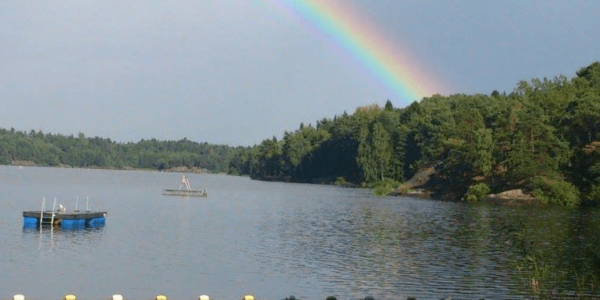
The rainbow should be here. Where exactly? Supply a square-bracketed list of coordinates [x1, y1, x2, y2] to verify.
[272, 0, 440, 105]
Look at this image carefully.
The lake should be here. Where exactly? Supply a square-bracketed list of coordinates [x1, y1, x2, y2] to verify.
[0, 166, 597, 300]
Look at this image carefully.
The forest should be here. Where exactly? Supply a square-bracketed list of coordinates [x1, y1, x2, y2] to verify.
[2, 62, 600, 206]
[0, 130, 239, 174]
[229, 62, 600, 206]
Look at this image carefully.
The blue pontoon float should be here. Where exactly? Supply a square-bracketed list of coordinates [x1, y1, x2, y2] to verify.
[23, 197, 106, 230]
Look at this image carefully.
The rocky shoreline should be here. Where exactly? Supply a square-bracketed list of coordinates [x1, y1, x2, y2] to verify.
[391, 161, 541, 204]
[394, 185, 540, 205]
[485, 189, 540, 205]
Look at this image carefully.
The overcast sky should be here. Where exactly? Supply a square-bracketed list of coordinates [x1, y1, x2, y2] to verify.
[1, 0, 599, 146]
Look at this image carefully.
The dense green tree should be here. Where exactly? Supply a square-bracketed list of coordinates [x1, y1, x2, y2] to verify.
[474, 128, 494, 177]
[255, 137, 283, 178]
[505, 99, 570, 183]
[371, 122, 392, 181]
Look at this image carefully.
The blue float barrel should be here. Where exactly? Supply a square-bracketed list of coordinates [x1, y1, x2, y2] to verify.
[87, 217, 105, 227]
[23, 217, 38, 228]
[61, 219, 85, 229]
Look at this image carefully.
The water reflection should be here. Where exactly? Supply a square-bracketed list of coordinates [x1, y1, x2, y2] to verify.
[22, 226, 106, 251]
[253, 196, 600, 299]
[491, 206, 600, 298]
[2, 166, 599, 299]
[22, 226, 106, 235]
[257, 198, 527, 299]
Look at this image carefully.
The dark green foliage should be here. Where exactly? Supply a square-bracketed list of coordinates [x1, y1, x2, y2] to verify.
[0, 130, 237, 173]
[530, 177, 581, 207]
[575, 61, 600, 95]
[586, 184, 600, 206]
[295, 136, 361, 183]
[462, 183, 491, 202]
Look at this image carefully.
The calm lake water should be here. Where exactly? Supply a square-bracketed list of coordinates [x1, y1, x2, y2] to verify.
[0, 166, 597, 300]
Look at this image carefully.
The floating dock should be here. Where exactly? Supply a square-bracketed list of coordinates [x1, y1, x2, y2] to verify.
[23, 197, 106, 229]
[162, 189, 207, 197]
[23, 211, 106, 229]
[163, 175, 208, 197]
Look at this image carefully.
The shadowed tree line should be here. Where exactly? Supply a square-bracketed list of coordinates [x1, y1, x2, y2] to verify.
[0, 130, 240, 174]
[229, 62, 600, 206]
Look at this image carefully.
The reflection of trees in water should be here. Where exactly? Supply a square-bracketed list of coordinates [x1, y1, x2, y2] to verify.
[272, 201, 530, 298]
[492, 206, 600, 298]
[265, 199, 599, 298]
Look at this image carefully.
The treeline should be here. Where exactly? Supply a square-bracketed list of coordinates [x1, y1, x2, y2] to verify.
[3, 63, 600, 206]
[0, 130, 240, 173]
[229, 62, 600, 206]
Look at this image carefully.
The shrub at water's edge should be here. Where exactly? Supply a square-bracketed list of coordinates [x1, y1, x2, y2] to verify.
[371, 178, 402, 196]
[462, 183, 491, 202]
[530, 176, 581, 207]
[334, 176, 348, 186]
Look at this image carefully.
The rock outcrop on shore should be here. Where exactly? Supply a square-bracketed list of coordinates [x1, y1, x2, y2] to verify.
[391, 161, 542, 204]
[485, 189, 539, 205]
[391, 162, 441, 198]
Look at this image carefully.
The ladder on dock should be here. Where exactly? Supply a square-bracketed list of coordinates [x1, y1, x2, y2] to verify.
[39, 197, 57, 227]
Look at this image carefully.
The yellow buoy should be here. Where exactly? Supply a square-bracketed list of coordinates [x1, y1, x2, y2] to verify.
[199, 295, 210, 300]
[243, 295, 255, 300]
[13, 295, 25, 300]
[65, 295, 76, 300]
[112, 294, 124, 300]
[156, 295, 168, 300]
